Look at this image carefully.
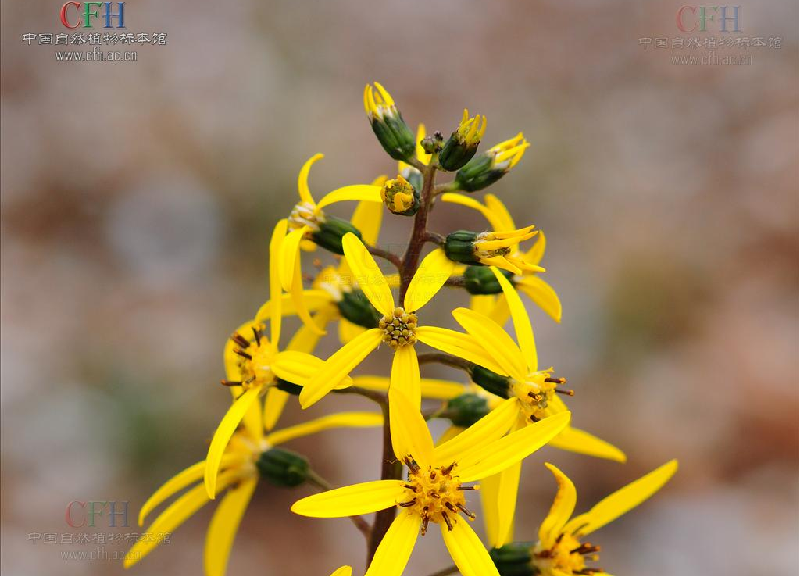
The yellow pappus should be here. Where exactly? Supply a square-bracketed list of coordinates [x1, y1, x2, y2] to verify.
[443, 192, 562, 322]
[291, 390, 571, 576]
[491, 460, 678, 576]
[280, 154, 383, 333]
[448, 267, 625, 547]
[124, 387, 382, 576]
[295, 232, 518, 411]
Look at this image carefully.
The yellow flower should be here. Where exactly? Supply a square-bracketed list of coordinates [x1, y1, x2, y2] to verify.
[291, 390, 571, 576]
[527, 460, 678, 576]
[280, 155, 383, 332]
[442, 192, 562, 322]
[298, 232, 508, 410]
[449, 267, 625, 547]
[124, 386, 382, 576]
[255, 184, 390, 345]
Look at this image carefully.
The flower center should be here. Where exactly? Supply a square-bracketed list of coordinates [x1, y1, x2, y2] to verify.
[398, 457, 477, 536]
[223, 327, 276, 391]
[379, 307, 417, 349]
[288, 202, 323, 232]
[533, 532, 601, 575]
[510, 372, 572, 423]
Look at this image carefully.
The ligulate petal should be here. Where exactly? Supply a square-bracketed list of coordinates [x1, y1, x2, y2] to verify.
[124, 471, 237, 568]
[440, 193, 506, 233]
[524, 229, 546, 266]
[479, 473, 502, 548]
[434, 398, 518, 466]
[291, 479, 407, 517]
[262, 387, 289, 432]
[495, 460, 522, 549]
[452, 308, 526, 381]
[491, 267, 538, 373]
[548, 426, 627, 463]
[138, 456, 243, 526]
[470, 294, 497, 317]
[269, 219, 289, 346]
[342, 233, 395, 317]
[265, 412, 383, 445]
[483, 194, 516, 232]
[353, 376, 465, 400]
[316, 185, 382, 210]
[441, 517, 500, 576]
[415, 326, 508, 376]
[389, 387, 434, 467]
[298, 153, 323, 204]
[437, 425, 465, 446]
[457, 412, 571, 482]
[204, 477, 257, 576]
[415, 123, 430, 164]
[538, 463, 577, 548]
[564, 460, 678, 537]
[391, 346, 421, 410]
[204, 389, 260, 499]
[481, 255, 522, 276]
[290, 254, 327, 335]
[516, 276, 563, 323]
[403, 249, 454, 312]
[254, 291, 333, 324]
[351, 198, 384, 246]
[223, 320, 264, 440]
[298, 329, 382, 408]
[280, 227, 307, 292]
[339, 317, 366, 344]
[329, 567, 353, 576]
[364, 510, 421, 576]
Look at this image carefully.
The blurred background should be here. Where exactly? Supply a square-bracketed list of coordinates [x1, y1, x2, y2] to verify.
[2, 0, 798, 575]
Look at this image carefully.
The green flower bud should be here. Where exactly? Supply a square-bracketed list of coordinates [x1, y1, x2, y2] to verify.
[472, 365, 511, 398]
[447, 393, 490, 428]
[380, 176, 420, 216]
[337, 289, 382, 329]
[311, 216, 363, 255]
[463, 265, 514, 295]
[364, 83, 416, 162]
[490, 543, 539, 576]
[439, 110, 486, 172]
[256, 447, 310, 487]
[453, 133, 530, 193]
[444, 230, 480, 265]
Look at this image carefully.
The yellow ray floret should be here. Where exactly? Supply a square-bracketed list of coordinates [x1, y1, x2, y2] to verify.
[529, 460, 678, 575]
[457, 109, 487, 145]
[291, 390, 570, 576]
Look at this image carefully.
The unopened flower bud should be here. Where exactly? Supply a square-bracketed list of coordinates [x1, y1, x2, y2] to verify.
[463, 265, 514, 295]
[381, 176, 420, 216]
[256, 448, 310, 487]
[439, 110, 487, 172]
[447, 393, 490, 428]
[364, 82, 416, 162]
[453, 133, 530, 193]
[311, 216, 363, 255]
[471, 365, 512, 398]
[489, 543, 537, 576]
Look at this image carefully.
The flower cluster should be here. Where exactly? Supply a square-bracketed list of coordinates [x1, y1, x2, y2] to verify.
[124, 83, 677, 576]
